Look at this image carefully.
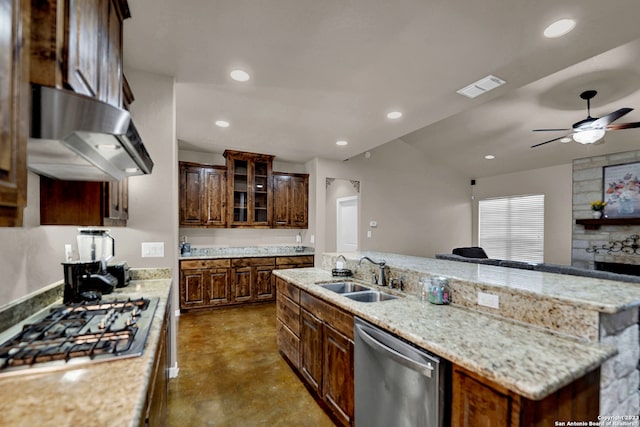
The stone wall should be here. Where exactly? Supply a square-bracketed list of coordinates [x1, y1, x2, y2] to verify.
[572, 149, 640, 269]
[572, 149, 640, 416]
[600, 308, 640, 415]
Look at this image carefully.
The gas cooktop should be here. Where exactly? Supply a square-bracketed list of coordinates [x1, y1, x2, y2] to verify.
[0, 297, 159, 377]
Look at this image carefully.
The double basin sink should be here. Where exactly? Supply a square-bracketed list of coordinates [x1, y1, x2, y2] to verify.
[318, 281, 399, 303]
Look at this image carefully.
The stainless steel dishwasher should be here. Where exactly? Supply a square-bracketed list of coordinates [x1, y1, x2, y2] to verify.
[354, 317, 448, 427]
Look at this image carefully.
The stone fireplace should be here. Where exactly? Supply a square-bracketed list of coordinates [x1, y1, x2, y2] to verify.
[572, 149, 640, 416]
[572, 149, 640, 270]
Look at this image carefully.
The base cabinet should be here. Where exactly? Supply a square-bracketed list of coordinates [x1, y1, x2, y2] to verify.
[179, 255, 313, 311]
[451, 364, 600, 427]
[277, 282, 354, 427]
[141, 302, 169, 427]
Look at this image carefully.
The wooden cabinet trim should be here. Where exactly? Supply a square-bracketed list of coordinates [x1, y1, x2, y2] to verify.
[276, 277, 300, 303]
[231, 257, 276, 268]
[276, 255, 314, 266]
[300, 291, 354, 340]
[180, 259, 231, 270]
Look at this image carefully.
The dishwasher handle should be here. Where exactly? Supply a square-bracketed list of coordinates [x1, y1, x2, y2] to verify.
[355, 323, 434, 378]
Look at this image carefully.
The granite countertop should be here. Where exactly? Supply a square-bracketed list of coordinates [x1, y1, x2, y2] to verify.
[0, 269, 172, 427]
[273, 267, 616, 401]
[324, 251, 640, 314]
[179, 245, 315, 260]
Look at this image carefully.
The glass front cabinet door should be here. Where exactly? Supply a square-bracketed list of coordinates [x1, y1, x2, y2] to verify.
[224, 150, 274, 227]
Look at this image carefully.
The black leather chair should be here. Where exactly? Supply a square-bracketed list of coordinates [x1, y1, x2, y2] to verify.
[452, 247, 489, 259]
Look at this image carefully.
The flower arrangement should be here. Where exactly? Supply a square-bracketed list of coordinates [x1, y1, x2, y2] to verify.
[590, 200, 607, 211]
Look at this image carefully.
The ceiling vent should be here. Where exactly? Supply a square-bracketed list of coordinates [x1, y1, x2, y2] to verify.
[456, 75, 506, 99]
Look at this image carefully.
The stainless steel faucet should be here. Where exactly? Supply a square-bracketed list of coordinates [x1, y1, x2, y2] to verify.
[358, 256, 388, 286]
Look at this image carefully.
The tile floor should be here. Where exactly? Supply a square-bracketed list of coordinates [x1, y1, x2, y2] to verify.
[168, 303, 336, 426]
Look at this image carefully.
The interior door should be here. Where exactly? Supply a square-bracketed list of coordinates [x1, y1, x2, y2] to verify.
[337, 196, 358, 252]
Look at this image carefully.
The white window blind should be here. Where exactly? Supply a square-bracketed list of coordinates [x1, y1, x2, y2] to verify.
[478, 194, 544, 263]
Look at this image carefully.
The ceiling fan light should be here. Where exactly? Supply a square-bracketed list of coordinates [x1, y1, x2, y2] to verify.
[573, 129, 605, 144]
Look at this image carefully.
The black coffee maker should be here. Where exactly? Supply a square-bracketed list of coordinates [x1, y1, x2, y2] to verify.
[62, 261, 118, 303]
[62, 228, 119, 303]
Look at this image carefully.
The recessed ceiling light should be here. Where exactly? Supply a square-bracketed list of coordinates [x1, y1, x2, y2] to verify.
[484, 155, 495, 160]
[543, 19, 576, 38]
[560, 137, 572, 143]
[336, 140, 348, 146]
[387, 111, 402, 120]
[215, 120, 230, 128]
[230, 69, 250, 82]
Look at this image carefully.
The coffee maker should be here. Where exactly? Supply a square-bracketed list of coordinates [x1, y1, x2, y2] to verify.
[62, 228, 119, 303]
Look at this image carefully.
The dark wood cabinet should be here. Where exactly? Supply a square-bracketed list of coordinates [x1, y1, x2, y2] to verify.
[231, 257, 276, 302]
[39, 177, 129, 226]
[141, 301, 169, 427]
[179, 255, 312, 311]
[276, 278, 301, 368]
[179, 162, 226, 227]
[0, 0, 29, 227]
[451, 364, 600, 427]
[323, 324, 354, 425]
[179, 259, 231, 309]
[300, 309, 323, 393]
[298, 290, 354, 426]
[30, 0, 130, 107]
[273, 172, 309, 228]
[224, 150, 274, 228]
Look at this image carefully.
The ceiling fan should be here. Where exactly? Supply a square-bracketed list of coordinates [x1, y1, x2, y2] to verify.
[531, 90, 640, 148]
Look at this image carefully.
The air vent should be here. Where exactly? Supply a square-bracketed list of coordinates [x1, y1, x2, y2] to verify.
[456, 75, 506, 99]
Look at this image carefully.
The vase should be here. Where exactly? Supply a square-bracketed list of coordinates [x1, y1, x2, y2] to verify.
[592, 210, 603, 219]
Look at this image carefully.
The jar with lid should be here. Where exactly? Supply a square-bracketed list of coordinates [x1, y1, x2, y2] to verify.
[429, 277, 450, 305]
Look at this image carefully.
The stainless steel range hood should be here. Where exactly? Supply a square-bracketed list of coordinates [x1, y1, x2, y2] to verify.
[28, 85, 154, 181]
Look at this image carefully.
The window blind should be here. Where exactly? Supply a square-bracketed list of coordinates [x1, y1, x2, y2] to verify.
[478, 194, 544, 263]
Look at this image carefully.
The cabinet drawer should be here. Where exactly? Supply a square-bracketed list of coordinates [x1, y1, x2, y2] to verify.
[231, 257, 276, 268]
[276, 278, 300, 303]
[277, 320, 300, 369]
[276, 255, 314, 266]
[180, 259, 231, 270]
[277, 294, 300, 336]
[301, 291, 354, 340]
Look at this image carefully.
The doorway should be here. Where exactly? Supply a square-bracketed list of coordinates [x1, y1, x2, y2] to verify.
[337, 196, 358, 252]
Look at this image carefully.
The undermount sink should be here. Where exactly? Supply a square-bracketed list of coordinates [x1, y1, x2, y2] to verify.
[343, 290, 399, 303]
[320, 282, 371, 293]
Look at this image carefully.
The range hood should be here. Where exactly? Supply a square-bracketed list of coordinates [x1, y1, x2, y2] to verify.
[28, 85, 154, 181]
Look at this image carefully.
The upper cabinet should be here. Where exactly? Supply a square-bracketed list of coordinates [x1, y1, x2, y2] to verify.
[273, 172, 309, 228]
[224, 150, 274, 228]
[30, 0, 130, 107]
[179, 162, 227, 227]
[30, 0, 133, 226]
[39, 177, 129, 226]
[178, 152, 309, 229]
[0, 0, 29, 226]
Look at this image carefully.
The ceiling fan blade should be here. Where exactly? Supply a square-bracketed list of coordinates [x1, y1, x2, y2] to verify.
[591, 108, 633, 128]
[606, 121, 640, 130]
[531, 135, 569, 148]
[532, 128, 571, 132]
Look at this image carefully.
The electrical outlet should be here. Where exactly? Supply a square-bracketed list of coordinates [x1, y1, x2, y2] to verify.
[367, 231, 372, 238]
[310, 235, 315, 244]
[477, 291, 499, 309]
[141, 242, 164, 258]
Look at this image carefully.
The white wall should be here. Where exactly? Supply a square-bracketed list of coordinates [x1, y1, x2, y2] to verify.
[314, 139, 472, 258]
[473, 163, 573, 265]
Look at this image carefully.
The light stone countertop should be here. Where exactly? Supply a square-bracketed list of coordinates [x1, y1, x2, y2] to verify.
[324, 251, 640, 314]
[0, 270, 172, 427]
[273, 267, 616, 401]
[179, 245, 315, 260]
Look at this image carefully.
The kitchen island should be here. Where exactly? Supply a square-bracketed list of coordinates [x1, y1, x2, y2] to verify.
[0, 268, 172, 427]
[274, 251, 640, 423]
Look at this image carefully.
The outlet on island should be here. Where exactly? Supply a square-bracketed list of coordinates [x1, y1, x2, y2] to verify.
[477, 291, 499, 309]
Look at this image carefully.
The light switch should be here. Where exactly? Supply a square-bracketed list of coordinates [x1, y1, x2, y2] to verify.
[369, 220, 377, 227]
[367, 231, 372, 238]
[141, 242, 165, 258]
